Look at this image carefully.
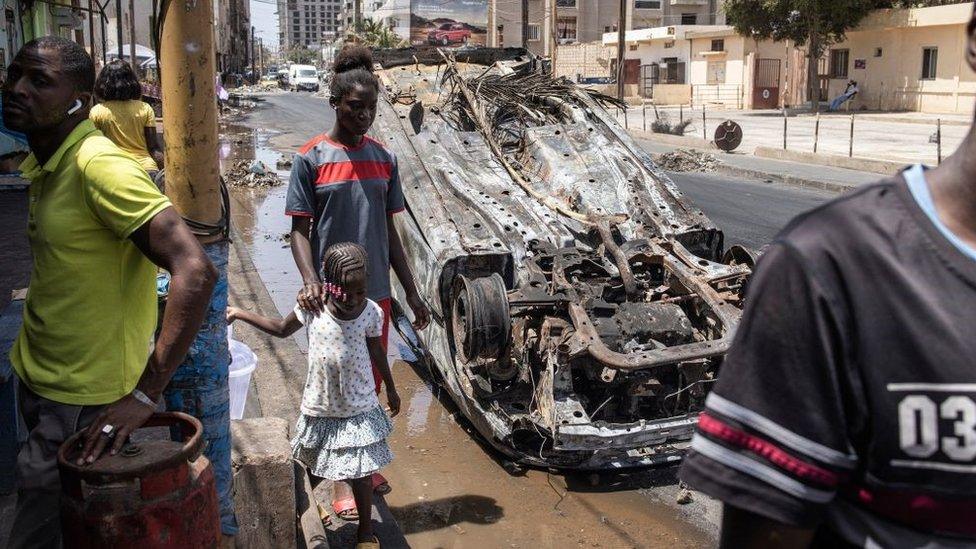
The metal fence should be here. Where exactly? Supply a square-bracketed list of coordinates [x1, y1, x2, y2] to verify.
[692, 84, 743, 109]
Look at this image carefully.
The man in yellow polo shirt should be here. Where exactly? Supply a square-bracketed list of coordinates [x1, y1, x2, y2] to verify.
[4, 37, 217, 548]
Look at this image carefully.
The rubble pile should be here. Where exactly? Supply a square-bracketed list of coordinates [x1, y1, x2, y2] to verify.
[225, 160, 283, 188]
[654, 149, 718, 173]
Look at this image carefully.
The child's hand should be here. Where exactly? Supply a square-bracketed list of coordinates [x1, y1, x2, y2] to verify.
[386, 388, 401, 418]
[226, 306, 241, 324]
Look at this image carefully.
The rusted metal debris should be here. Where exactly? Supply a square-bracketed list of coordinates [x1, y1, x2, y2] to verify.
[373, 47, 752, 469]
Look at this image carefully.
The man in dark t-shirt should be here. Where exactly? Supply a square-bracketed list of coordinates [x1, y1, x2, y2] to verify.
[679, 9, 976, 548]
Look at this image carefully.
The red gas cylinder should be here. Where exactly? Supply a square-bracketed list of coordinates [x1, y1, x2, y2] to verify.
[57, 412, 220, 548]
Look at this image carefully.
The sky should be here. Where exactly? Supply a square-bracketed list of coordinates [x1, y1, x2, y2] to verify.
[251, 1, 280, 49]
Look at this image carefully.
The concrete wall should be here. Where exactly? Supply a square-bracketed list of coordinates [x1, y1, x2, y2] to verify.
[652, 83, 691, 104]
[824, 3, 976, 114]
[554, 41, 613, 80]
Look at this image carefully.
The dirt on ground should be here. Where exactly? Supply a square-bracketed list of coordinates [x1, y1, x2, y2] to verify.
[654, 149, 719, 173]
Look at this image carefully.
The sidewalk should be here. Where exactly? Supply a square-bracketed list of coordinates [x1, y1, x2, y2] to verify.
[632, 135, 885, 193]
[620, 105, 961, 167]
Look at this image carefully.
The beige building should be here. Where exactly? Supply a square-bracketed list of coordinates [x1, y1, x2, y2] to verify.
[489, 0, 722, 56]
[821, 2, 975, 114]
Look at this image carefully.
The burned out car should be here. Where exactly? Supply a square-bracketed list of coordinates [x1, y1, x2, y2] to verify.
[374, 48, 753, 469]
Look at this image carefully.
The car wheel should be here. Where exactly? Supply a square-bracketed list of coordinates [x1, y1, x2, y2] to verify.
[441, 37, 449, 46]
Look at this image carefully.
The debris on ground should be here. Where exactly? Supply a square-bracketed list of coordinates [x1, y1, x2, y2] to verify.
[225, 159, 283, 188]
[249, 160, 268, 175]
[276, 155, 293, 169]
[676, 489, 694, 505]
[654, 149, 718, 173]
[651, 115, 694, 136]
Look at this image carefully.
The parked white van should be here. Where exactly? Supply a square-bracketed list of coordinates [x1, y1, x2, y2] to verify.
[289, 64, 320, 92]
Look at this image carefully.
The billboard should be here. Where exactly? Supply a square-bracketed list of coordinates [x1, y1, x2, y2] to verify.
[410, 0, 488, 48]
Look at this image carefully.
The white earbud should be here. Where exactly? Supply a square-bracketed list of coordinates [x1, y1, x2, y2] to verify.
[66, 99, 83, 116]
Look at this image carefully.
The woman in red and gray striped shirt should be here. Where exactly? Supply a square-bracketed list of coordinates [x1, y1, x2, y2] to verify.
[286, 45, 430, 531]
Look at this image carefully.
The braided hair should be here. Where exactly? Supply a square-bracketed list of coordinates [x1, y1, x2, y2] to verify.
[330, 45, 379, 102]
[321, 242, 368, 300]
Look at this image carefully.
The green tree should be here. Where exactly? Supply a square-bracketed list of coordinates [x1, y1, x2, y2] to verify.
[286, 47, 316, 65]
[724, 0, 883, 111]
[350, 18, 406, 49]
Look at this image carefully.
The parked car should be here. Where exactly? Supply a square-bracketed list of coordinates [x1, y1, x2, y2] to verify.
[427, 22, 471, 46]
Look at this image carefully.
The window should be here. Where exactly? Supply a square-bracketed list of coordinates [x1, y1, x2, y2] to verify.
[557, 16, 576, 41]
[557, 0, 576, 6]
[497, 25, 503, 47]
[527, 24, 541, 41]
[710, 39, 724, 52]
[706, 60, 725, 84]
[829, 49, 849, 78]
[874, 47, 883, 57]
[663, 40, 674, 49]
[922, 47, 938, 80]
[629, 44, 637, 51]
[634, 0, 661, 8]
[681, 13, 696, 25]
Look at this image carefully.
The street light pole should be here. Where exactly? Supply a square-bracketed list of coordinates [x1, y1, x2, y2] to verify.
[115, 0, 123, 58]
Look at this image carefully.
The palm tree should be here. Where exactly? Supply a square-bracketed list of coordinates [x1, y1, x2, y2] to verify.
[351, 18, 406, 48]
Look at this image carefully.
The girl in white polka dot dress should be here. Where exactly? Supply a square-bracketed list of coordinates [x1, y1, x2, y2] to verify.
[227, 242, 399, 549]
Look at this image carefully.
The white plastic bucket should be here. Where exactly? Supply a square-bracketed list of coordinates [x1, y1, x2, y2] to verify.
[228, 331, 257, 420]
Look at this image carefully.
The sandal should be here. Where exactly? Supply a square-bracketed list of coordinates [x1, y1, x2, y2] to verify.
[372, 473, 392, 496]
[355, 536, 380, 549]
[316, 503, 332, 527]
[332, 497, 358, 521]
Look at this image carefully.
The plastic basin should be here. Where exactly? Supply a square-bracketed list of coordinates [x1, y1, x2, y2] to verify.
[227, 328, 257, 420]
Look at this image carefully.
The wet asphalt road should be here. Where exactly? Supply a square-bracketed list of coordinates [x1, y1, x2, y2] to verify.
[247, 91, 835, 250]
[229, 91, 844, 547]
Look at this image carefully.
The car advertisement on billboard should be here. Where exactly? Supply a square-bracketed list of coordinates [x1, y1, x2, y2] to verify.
[410, 0, 487, 48]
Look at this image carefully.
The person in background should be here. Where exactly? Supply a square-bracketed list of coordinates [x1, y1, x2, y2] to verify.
[4, 37, 215, 548]
[90, 59, 163, 178]
[679, 7, 976, 547]
[228, 243, 397, 549]
[286, 44, 430, 520]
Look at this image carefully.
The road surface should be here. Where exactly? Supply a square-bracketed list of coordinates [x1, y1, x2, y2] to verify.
[226, 90, 843, 548]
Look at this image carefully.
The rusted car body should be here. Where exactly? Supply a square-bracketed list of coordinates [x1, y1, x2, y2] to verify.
[374, 48, 752, 469]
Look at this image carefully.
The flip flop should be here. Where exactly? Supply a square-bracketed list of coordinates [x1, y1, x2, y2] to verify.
[372, 472, 392, 496]
[316, 503, 332, 527]
[355, 536, 380, 549]
[332, 497, 358, 521]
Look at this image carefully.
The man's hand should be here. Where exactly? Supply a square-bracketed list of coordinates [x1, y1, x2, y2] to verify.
[226, 306, 241, 324]
[386, 388, 401, 417]
[77, 394, 155, 465]
[297, 281, 325, 315]
[407, 292, 430, 330]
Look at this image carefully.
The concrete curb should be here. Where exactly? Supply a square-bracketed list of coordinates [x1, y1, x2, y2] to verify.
[710, 162, 858, 194]
[227, 225, 306, 425]
[753, 147, 908, 176]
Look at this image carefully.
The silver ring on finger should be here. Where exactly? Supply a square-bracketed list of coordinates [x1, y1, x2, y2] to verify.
[101, 424, 117, 439]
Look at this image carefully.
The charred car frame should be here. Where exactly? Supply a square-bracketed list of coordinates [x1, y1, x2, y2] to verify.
[373, 48, 753, 469]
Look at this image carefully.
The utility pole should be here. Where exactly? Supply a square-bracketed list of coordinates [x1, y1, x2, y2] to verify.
[115, 0, 123, 58]
[259, 38, 264, 76]
[521, 0, 528, 48]
[616, 0, 626, 101]
[160, 1, 232, 534]
[160, 0, 222, 239]
[87, 0, 96, 63]
[251, 25, 256, 81]
[128, 0, 137, 71]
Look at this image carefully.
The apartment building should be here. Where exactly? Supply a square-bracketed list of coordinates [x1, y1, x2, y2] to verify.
[279, 0, 341, 50]
[490, 0, 721, 55]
